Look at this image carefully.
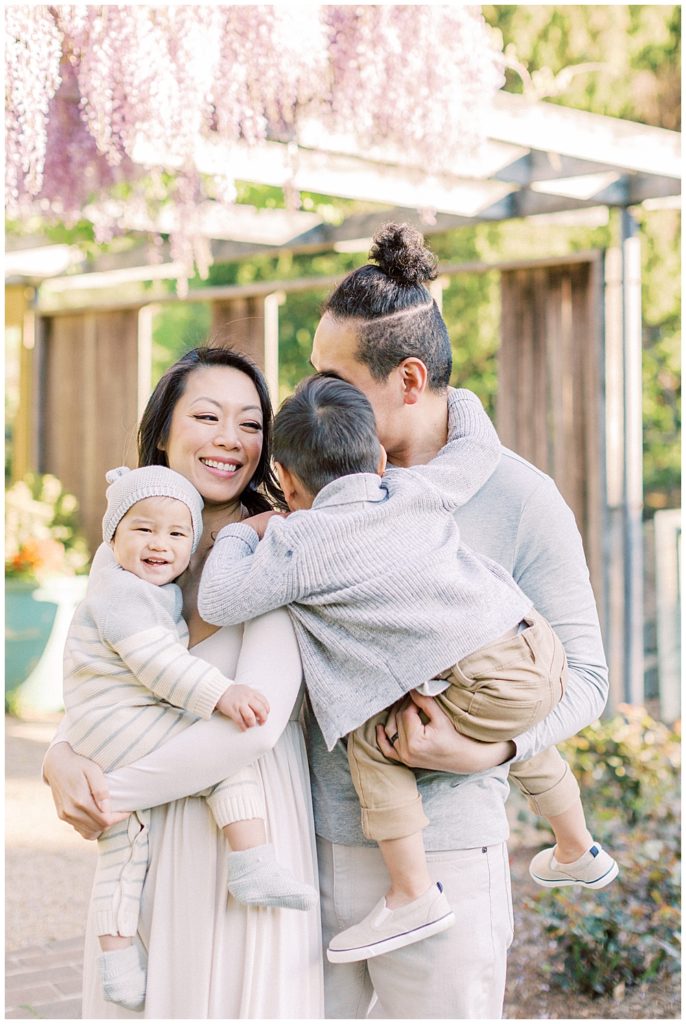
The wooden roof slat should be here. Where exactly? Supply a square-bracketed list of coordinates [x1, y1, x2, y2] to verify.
[487, 92, 681, 180]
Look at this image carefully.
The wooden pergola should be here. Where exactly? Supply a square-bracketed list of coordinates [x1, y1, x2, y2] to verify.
[5, 92, 681, 716]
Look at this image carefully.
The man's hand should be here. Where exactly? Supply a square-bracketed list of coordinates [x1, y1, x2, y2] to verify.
[43, 742, 129, 840]
[376, 690, 515, 773]
[242, 510, 285, 539]
[216, 684, 270, 730]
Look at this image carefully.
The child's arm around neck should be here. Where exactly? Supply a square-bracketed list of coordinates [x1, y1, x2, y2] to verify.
[386, 388, 501, 509]
[198, 515, 305, 627]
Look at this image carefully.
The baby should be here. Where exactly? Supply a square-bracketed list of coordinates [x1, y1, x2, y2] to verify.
[62, 465, 316, 1011]
[198, 374, 618, 965]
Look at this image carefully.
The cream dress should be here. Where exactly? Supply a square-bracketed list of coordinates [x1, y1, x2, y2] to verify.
[79, 608, 324, 1019]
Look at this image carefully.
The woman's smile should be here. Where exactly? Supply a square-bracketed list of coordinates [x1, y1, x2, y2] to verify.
[199, 456, 243, 476]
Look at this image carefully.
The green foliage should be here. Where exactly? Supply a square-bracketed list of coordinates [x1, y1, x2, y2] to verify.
[484, 5, 680, 129]
[531, 706, 681, 997]
[635, 208, 682, 511]
[278, 288, 330, 400]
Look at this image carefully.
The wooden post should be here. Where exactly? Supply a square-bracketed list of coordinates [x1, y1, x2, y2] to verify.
[137, 305, 155, 420]
[211, 292, 283, 402]
[499, 256, 614, 704]
[39, 308, 141, 553]
[263, 291, 284, 403]
[5, 285, 38, 481]
[210, 295, 266, 368]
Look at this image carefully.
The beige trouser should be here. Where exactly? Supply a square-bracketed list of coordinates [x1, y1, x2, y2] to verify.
[348, 609, 580, 842]
[319, 836, 513, 1018]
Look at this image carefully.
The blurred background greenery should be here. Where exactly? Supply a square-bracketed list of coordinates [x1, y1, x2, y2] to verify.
[145, 5, 680, 518]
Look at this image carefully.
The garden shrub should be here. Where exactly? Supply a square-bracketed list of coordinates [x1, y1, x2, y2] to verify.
[530, 705, 680, 997]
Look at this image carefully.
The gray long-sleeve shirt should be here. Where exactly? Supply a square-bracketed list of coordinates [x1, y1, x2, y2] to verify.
[199, 389, 534, 749]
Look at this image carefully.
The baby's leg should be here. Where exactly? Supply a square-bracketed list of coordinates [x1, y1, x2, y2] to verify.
[94, 813, 149, 1011]
[204, 765, 317, 911]
[547, 800, 593, 862]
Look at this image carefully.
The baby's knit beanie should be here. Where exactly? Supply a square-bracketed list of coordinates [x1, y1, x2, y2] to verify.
[102, 466, 204, 552]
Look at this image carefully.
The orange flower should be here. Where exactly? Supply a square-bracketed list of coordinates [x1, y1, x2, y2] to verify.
[7, 538, 67, 579]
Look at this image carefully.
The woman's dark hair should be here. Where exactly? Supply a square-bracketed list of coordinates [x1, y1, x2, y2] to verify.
[322, 222, 452, 390]
[273, 373, 381, 497]
[137, 345, 283, 514]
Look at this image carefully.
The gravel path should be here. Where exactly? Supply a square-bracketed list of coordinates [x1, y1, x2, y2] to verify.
[5, 716, 96, 951]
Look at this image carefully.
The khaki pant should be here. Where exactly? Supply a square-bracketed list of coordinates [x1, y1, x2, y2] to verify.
[348, 609, 580, 842]
[319, 836, 513, 1018]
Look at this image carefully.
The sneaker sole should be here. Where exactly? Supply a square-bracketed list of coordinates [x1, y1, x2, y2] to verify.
[327, 911, 456, 964]
[529, 860, 619, 890]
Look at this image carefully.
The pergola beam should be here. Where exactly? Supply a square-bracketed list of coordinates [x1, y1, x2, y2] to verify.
[486, 91, 681, 179]
[6, 92, 680, 290]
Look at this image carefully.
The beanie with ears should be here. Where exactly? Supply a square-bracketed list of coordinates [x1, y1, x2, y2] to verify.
[102, 466, 204, 552]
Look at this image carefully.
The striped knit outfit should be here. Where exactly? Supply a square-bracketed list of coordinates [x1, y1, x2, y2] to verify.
[63, 551, 264, 937]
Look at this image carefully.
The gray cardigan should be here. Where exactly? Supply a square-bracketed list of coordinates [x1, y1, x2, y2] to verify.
[199, 389, 532, 749]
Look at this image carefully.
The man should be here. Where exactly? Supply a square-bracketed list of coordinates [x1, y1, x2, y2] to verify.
[307, 223, 608, 1018]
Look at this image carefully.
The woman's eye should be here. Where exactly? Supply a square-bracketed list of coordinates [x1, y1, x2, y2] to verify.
[136, 528, 151, 533]
[194, 414, 218, 422]
[170, 531, 187, 538]
[242, 421, 263, 432]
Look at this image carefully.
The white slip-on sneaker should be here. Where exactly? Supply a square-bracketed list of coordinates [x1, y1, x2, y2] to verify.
[327, 882, 455, 964]
[529, 842, 619, 889]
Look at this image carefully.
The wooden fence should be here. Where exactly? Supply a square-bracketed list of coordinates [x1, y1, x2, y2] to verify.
[30, 250, 641, 710]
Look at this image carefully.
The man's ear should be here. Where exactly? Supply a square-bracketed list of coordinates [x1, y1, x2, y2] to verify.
[399, 358, 428, 405]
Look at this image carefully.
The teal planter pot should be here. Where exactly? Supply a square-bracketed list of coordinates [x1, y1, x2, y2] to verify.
[5, 579, 59, 698]
[5, 575, 88, 715]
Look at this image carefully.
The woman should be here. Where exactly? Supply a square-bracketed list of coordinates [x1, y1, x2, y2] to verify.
[43, 346, 324, 1019]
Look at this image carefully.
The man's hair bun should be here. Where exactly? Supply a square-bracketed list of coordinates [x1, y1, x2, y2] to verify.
[368, 223, 438, 286]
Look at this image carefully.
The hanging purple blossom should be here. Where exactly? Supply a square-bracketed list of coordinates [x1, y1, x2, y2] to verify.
[5, 5, 504, 280]
[5, 5, 62, 202]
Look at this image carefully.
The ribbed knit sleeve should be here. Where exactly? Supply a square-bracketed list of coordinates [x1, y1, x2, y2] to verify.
[198, 520, 304, 626]
[97, 573, 231, 720]
[398, 388, 501, 506]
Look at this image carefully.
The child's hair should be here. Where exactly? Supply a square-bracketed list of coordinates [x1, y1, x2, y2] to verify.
[272, 374, 381, 497]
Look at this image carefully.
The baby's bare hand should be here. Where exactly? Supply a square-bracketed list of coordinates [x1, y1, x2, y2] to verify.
[216, 684, 270, 729]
